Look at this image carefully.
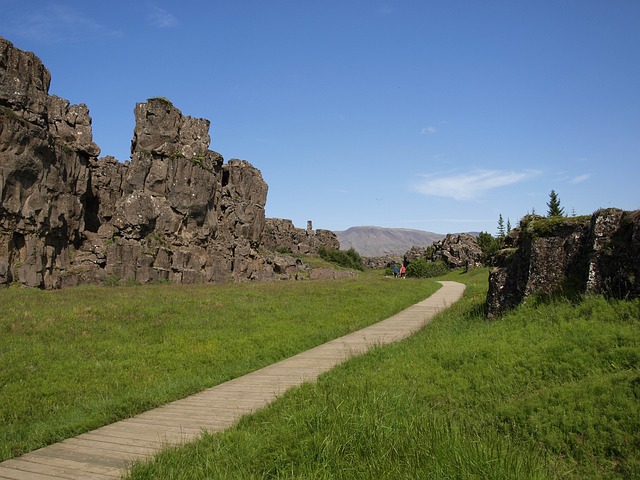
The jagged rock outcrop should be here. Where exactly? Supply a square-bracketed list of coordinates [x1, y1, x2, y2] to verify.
[429, 233, 483, 269]
[1, 36, 338, 288]
[0, 37, 346, 288]
[362, 256, 402, 270]
[1, 38, 96, 288]
[486, 209, 640, 317]
[403, 246, 431, 264]
[261, 218, 339, 254]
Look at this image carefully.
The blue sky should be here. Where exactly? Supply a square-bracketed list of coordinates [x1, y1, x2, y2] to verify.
[2, 1, 639, 235]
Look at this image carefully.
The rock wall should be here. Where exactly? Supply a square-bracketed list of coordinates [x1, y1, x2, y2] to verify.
[362, 256, 402, 270]
[1, 36, 315, 288]
[1, 37, 96, 287]
[486, 209, 640, 317]
[402, 234, 483, 270]
[430, 233, 483, 269]
[261, 218, 339, 254]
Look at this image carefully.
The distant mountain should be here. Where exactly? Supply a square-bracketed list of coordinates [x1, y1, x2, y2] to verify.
[334, 226, 446, 257]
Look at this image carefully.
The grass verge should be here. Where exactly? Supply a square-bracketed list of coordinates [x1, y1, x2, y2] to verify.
[127, 268, 640, 479]
[0, 270, 439, 461]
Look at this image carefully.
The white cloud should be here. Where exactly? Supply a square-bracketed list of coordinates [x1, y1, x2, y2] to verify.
[412, 169, 538, 201]
[421, 126, 437, 135]
[570, 173, 592, 184]
[149, 6, 178, 28]
[18, 5, 121, 43]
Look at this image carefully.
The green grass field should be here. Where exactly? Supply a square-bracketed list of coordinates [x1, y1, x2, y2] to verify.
[0, 269, 439, 461]
[2, 267, 639, 479]
[125, 268, 640, 479]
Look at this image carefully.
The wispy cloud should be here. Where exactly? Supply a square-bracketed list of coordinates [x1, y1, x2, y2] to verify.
[412, 169, 539, 201]
[421, 126, 437, 135]
[17, 4, 121, 43]
[149, 6, 178, 28]
[570, 173, 592, 184]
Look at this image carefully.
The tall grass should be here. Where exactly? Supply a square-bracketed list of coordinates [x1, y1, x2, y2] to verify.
[0, 270, 439, 461]
[127, 268, 640, 479]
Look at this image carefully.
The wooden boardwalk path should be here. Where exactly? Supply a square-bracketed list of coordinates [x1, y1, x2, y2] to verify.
[0, 281, 465, 480]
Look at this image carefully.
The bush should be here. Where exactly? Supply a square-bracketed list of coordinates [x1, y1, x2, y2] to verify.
[318, 247, 364, 271]
[406, 259, 449, 278]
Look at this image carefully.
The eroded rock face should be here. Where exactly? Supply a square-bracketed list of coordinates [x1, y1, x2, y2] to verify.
[1, 38, 94, 288]
[1, 37, 274, 287]
[429, 233, 483, 269]
[486, 209, 640, 317]
[261, 218, 339, 254]
[362, 256, 402, 270]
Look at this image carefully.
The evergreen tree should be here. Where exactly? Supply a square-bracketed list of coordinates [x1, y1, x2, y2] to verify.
[497, 214, 505, 238]
[547, 190, 565, 217]
[478, 231, 500, 263]
[506, 218, 512, 234]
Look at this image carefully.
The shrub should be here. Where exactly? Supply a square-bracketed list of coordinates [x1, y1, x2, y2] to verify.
[318, 247, 364, 271]
[406, 259, 449, 278]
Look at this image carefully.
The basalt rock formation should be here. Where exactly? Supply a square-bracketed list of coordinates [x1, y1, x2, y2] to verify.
[0, 36, 337, 288]
[261, 218, 339, 254]
[486, 209, 640, 317]
[430, 233, 483, 269]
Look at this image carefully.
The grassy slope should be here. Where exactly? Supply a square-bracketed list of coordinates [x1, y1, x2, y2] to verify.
[0, 270, 439, 460]
[126, 268, 640, 480]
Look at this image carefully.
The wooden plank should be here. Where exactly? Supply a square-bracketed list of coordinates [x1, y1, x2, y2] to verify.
[0, 458, 116, 480]
[0, 465, 61, 480]
[18, 454, 120, 478]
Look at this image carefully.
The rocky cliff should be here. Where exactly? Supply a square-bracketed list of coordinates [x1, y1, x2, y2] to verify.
[430, 233, 483, 269]
[0, 36, 337, 288]
[403, 233, 483, 270]
[486, 209, 640, 317]
[261, 218, 339, 254]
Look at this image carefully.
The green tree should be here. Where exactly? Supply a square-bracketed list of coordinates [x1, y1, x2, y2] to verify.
[506, 218, 512, 234]
[477, 231, 501, 264]
[497, 214, 505, 238]
[547, 190, 565, 217]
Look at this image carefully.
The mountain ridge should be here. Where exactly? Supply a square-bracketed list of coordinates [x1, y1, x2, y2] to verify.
[334, 226, 446, 257]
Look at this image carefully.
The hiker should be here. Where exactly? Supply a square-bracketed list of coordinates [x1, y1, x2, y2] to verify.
[399, 264, 406, 278]
[392, 265, 399, 278]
